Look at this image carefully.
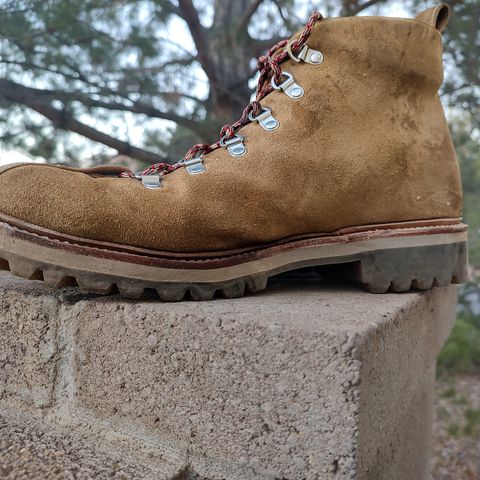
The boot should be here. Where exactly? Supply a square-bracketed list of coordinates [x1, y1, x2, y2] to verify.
[0, 4, 468, 300]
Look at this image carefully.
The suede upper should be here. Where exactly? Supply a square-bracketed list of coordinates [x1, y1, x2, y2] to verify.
[0, 10, 463, 253]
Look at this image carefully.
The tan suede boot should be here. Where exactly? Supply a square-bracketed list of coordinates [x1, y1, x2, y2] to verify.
[0, 4, 468, 300]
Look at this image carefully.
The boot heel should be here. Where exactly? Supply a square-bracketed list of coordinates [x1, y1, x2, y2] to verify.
[355, 242, 468, 293]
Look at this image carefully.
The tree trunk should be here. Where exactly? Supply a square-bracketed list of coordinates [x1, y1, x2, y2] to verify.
[207, 0, 260, 132]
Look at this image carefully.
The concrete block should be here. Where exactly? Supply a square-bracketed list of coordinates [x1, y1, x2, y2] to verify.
[0, 410, 157, 480]
[0, 272, 457, 479]
[0, 273, 60, 408]
[71, 282, 456, 479]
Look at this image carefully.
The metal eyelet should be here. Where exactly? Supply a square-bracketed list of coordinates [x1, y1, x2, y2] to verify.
[248, 107, 279, 131]
[271, 71, 304, 99]
[287, 43, 324, 65]
[183, 155, 205, 174]
[135, 173, 162, 189]
[219, 134, 247, 157]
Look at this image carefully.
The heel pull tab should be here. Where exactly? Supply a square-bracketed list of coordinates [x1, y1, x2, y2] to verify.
[415, 3, 450, 32]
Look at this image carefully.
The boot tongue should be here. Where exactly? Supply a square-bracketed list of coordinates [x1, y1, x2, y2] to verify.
[65, 164, 132, 177]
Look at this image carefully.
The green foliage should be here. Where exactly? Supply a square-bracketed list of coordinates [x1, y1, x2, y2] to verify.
[464, 407, 480, 436]
[440, 385, 457, 398]
[450, 116, 480, 266]
[447, 422, 461, 436]
[438, 313, 480, 375]
[438, 385, 480, 439]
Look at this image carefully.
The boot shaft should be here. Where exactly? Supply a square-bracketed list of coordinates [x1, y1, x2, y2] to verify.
[307, 19, 443, 92]
[239, 5, 462, 232]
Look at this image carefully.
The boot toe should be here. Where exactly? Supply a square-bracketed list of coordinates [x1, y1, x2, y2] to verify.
[0, 163, 48, 226]
[0, 163, 110, 239]
[0, 163, 180, 251]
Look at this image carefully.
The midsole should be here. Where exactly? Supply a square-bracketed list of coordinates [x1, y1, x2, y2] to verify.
[0, 218, 468, 283]
[0, 211, 464, 259]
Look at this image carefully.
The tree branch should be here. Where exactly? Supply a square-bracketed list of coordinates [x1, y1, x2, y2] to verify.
[1, 56, 200, 89]
[3, 45, 119, 95]
[0, 77, 210, 137]
[0, 78, 166, 164]
[158, 0, 185, 20]
[251, 36, 286, 58]
[120, 56, 198, 73]
[0, 58, 102, 87]
[237, 0, 265, 33]
[271, 1, 302, 31]
[346, 0, 384, 16]
[177, 0, 216, 83]
[80, 97, 210, 137]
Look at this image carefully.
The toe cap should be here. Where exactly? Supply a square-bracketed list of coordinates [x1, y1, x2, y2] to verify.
[0, 163, 188, 250]
[0, 163, 122, 240]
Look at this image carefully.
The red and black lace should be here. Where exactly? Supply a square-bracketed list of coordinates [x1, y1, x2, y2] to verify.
[121, 11, 323, 179]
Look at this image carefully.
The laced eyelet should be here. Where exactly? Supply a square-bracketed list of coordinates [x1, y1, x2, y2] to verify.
[134, 173, 162, 189]
[287, 43, 324, 65]
[271, 71, 304, 99]
[122, 11, 324, 182]
[219, 134, 247, 157]
[248, 107, 279, 131]
[182, 155, 205, 174]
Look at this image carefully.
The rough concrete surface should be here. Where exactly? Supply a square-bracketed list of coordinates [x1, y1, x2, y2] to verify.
[0, 277, 60, 408]
[0, 271, 457, 479]
[0, 411, 155, 480]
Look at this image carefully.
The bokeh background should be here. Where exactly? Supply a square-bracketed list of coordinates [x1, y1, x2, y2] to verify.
[0, 0, 478, 476]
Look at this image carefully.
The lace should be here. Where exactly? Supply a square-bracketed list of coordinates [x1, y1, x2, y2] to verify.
[121, 11, 323, 179]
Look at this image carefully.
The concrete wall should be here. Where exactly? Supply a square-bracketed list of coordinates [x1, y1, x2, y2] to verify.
[0, 272, 457, 479]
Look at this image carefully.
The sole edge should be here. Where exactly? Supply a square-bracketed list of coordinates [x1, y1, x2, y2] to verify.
[0, 219, 469, 300]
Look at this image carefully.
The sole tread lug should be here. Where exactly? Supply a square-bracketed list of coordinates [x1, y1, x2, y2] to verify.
[189, 285, 216, 301]
[76, 275, 115, 295]
[391, 279, 413, 293]
[9, 258, 43, 280]
[433, 275, 452, 288]
[412, 277, 434, 290]
[117, 282, 146, 299]
[156, 286, 187, 302]
[246, 275, 268, 293]
[221, 282, 245, 299]
[365, 281, 391, 294]
[43, 269, 76, 287]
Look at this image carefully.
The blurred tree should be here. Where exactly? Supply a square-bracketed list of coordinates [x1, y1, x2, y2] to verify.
[440, 0, 479, 120]
[450, 114, 480, 267]
[437, 0, 480, 269]
[0, 0, 387, 165]
[413, 0, 480, 119]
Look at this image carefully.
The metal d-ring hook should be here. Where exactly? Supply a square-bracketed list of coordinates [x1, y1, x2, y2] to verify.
[248, 107, 280, 131]
[286, 42, 324, 65]
[271, 71, 304, 99]
[219, 134, 247, 157]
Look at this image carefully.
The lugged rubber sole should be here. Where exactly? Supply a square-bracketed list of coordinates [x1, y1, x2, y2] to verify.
[0, 216, 469, 300]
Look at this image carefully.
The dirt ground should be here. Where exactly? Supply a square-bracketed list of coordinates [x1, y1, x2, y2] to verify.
[433, 374, 480, 479]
